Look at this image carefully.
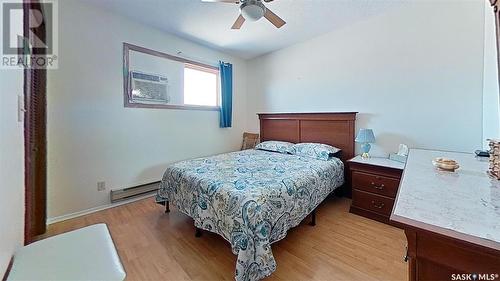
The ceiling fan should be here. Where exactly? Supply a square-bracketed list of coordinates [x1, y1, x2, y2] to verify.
[201, 0, 286, 30]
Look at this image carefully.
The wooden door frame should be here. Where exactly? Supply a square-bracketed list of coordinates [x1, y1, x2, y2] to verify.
[23, 0, 47, 244]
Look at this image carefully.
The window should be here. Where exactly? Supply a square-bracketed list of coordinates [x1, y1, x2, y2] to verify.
[124, 43, 221, 111]
[183, 64, 219, 107]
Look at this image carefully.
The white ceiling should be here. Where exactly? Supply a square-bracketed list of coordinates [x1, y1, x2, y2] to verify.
[83, 0, 408, 59]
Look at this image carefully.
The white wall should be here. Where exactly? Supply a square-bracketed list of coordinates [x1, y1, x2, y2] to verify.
[0, 2, 25, 273]
[47, 0, 247, 219]
[483, 1, 500, 148]
[246, 0, 485, 156]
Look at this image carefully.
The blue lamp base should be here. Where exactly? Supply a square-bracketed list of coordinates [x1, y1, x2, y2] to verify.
[361, 143, 371, 159]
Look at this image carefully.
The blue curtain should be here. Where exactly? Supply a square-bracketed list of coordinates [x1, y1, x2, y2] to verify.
[219, 61, 233, 128]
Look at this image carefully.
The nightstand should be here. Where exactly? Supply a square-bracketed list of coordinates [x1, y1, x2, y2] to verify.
[348, 156, 405, 226]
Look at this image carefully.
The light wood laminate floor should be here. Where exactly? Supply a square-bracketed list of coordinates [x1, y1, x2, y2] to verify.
[44, 196, 407, 281]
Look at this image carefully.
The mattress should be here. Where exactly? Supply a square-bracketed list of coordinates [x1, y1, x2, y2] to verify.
[156, 149, 344, 280]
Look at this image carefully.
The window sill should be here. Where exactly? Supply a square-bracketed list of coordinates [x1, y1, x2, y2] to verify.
[125, 102, 220, 111]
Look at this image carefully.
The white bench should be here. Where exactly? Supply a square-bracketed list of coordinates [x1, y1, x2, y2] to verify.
[8, 224, 126, 281]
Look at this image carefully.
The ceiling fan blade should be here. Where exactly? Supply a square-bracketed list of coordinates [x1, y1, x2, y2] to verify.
[201, 0, 238, 3]
[263, 0, 274, 2]
[231, 14, 245, 29]
[264, 8, 286, 28]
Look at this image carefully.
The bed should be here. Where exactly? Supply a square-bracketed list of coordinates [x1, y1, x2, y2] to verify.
[156, 112, 357, 280]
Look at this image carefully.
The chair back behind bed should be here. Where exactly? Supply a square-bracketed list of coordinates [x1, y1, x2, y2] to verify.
[241, 132, 260, 150]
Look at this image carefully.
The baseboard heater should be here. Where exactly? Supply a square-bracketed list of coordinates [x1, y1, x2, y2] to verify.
[110, 181, 160, 203]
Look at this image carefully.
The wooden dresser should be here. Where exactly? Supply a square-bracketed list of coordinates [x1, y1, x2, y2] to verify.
[348, 156, 405, 226]
[391, 149, 500, 281]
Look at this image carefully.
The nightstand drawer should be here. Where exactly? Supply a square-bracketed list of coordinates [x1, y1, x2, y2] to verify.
[352, 189, 394, 217]
[352, 171, 400, 198]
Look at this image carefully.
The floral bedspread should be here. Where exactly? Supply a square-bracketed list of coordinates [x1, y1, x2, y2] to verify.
[156, 149, 344, 280]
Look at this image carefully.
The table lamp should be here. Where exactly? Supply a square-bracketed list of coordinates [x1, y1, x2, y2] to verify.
[355, 129, 375, 159]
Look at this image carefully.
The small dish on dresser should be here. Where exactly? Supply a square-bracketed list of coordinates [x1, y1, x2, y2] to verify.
[432, 157, 460, 172]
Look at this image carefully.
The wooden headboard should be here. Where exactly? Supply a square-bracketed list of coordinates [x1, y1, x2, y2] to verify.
[258, 112, 357, 162]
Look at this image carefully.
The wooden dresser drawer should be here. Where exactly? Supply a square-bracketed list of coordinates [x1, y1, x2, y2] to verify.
[352, 171, 400, 198]
[352, 189, 395, 217]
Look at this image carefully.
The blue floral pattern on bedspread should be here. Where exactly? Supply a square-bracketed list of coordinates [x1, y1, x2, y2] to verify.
[156, 149, 344, 281]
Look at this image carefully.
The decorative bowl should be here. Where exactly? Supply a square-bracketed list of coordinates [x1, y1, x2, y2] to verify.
[432, 157, 459, 172]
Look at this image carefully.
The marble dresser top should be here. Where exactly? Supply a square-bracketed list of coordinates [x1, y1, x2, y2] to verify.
[348, 155, 405, 170]
[391, 149, 500, 250]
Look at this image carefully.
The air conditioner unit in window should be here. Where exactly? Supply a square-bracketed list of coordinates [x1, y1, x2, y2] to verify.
[129, 71, 170, 104]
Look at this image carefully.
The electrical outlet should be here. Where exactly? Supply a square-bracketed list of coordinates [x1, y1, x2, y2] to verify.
[97, 181, 106, 191]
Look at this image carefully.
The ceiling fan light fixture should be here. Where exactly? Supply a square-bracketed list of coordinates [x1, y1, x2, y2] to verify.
[240, 1, 265, 21]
